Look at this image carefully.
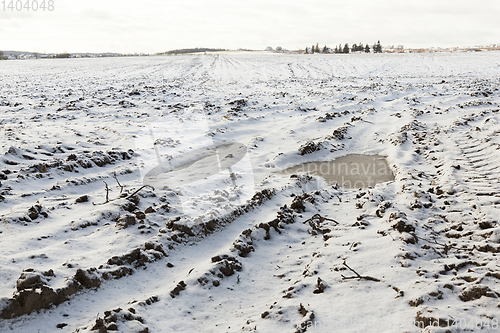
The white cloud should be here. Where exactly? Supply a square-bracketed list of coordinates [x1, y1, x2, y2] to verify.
[0, 0, 498, 53]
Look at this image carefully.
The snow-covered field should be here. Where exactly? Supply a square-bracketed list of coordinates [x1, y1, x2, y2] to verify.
[1, 51, 500, 333]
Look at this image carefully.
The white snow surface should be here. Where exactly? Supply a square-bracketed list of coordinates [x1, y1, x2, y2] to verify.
[0, 51, 500, 332]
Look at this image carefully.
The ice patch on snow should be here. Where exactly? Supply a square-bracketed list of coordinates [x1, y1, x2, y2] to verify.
[281, 154, 394, 189]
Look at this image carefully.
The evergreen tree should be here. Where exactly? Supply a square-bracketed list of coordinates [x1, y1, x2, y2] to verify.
[334, 46, 338, 53]
[305, 47, 308, 54]
[375, 40, 382, 53]
[311, 45, 315, 54]
[351, 43, 357, 53]
[365, 44, 370, 53]
[343, 43, 350, 54]
[323, 45, 328, 53]
[315, 43, 320, 53]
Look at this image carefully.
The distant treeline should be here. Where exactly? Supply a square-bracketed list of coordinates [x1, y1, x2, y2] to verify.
[160, 48, 227, 55]
[306, 41, 383, 54]
[0, 50, 126, 59]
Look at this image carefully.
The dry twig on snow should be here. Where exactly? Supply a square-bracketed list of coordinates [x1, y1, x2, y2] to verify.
[341, 260, 380, 282]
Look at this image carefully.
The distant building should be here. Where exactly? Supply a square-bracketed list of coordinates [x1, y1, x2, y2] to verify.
[265, 46, 273, 51]
[7, 55, 16, 60]
[276, 46, 282, 51]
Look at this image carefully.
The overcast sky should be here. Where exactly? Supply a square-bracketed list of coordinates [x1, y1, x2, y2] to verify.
[1, 0, 498, 53]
